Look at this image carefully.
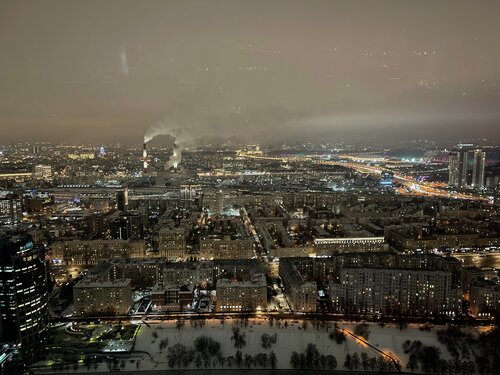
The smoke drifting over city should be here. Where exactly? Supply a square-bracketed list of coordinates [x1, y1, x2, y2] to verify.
[143, 121, 188, 168]
[144, 122, 188, 144]
[1, 0, 500, 144]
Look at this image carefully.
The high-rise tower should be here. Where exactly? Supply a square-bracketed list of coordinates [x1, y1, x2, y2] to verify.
[0, 236, 49, 363]
[472, 149, 486, 189]
[448, 146, 486, 190]
[116, 187, 129, 212]
[110, 211, 144, 240]
[448, 150, 468, 188]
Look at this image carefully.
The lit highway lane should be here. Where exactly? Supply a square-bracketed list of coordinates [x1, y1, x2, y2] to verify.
[237, 151, 488, 202]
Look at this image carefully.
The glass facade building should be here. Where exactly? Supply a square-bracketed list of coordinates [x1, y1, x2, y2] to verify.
[0, 236, 48, 363]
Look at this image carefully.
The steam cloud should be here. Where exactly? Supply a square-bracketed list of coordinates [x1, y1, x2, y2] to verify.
[143, 121, 190, 144]
[144, 121, 193, 169]
[166, 143, 184, 169]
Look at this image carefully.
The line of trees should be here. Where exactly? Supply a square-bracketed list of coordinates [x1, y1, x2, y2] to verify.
[260, 333, 277, 349]
[344, 352, 395, 372]
[402, 339, 475, 374]
[225, 350, 277, 369]
[290, 343, 337, 370]
[165, 335, 277, 369]
[432, 325, 500, 374]
[475, 326, 500, 375]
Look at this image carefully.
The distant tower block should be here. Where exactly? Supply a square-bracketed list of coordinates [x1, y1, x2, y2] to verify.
[116, 187, 129, 212]
[472, 149, 486, 189]
[180, 185, 200, 201]
[448, 145, 486, 190]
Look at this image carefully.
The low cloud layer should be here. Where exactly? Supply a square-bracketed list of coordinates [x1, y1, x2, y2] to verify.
[0, 0, 499, 144]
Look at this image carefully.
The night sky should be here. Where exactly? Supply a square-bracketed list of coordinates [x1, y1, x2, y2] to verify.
[1, 0, 500, 144]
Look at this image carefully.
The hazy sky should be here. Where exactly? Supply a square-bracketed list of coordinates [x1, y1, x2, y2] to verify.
[1, 0, 500, 144]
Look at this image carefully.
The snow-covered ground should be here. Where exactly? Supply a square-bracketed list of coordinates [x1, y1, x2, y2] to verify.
[32, 319, 481, 373]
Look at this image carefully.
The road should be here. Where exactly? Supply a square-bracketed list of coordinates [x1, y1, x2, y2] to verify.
[237, 151, 490, 202]
[50, 310, 491, 328]
[30, 369, 404, 375]
[451, 252, 500, 268]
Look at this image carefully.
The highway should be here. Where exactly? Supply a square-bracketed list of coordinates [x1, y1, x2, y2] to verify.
[237, 151, 490, 202]
[50, 310, 489, 327]
[29, 369, 404, 375]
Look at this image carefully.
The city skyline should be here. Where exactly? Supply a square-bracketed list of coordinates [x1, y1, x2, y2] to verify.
[1, 2, 500, 373]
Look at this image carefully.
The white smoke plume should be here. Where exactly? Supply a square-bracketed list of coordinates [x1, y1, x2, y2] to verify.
[144, 120, 192, 168]
[143, 120, 190, 143]
[166, 143, 184, 169]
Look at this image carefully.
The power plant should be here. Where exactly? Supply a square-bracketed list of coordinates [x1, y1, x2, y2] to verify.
[142, 142, 149, 175]
[142, 138, 184, 176]
[143, 121, 189, 174]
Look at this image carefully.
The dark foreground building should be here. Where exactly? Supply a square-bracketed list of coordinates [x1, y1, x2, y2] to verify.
[0, 235, 49, 363]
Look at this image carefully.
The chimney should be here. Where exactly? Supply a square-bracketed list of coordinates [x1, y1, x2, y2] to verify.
[143, 142, 148, 174]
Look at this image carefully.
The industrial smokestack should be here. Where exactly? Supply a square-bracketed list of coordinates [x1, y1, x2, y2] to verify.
[143, 142, 148, 174]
